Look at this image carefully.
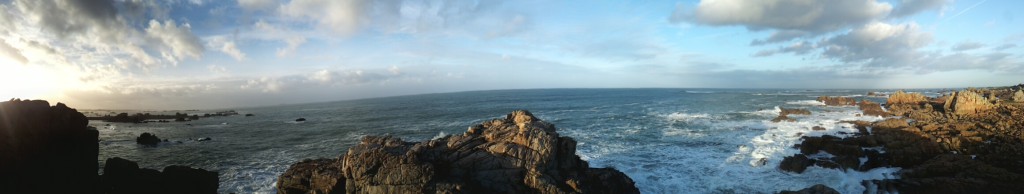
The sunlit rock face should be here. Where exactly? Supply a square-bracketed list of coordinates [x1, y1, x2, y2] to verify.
[278, 110, 640, 194]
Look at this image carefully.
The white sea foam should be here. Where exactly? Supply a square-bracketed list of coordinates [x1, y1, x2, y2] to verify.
[785, 100, 826, 106]
[575, 101, 891, 194]
[664, 112, 712, 122]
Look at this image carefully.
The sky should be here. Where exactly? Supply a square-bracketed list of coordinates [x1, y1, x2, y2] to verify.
[0, 0, 1022, 110]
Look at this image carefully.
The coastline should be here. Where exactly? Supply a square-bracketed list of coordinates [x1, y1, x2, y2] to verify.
[2, 85, 1023, 193]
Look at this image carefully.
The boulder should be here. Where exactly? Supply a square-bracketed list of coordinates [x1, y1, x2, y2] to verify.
[1013, 90, 1024, 102]
[944, 91, 994, 116]
[779, 184, 840, 194]
[886, 91, 927, 105]
[137, 132, 161, 146]
[0, 99, 98, 194]
[816, 96, 857, 106]
[858, 100, 888, 117]
[277, 110, 640, 194]
[779, 154, 813, 173]
[779, 107, 811, 116]
[100, 157, 219, 194]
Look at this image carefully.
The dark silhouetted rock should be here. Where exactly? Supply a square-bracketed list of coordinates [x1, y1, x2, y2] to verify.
[812, 126, 826, 131]
[278, 110, 640, 194]
[136, 132, 161, 146]
[779, 184, 840, 194]
[0, 99, 98, 194]
[295, 118, 306, 122]
[780, 154, 813, 173]
[816, 96, 857, 106]
[100, 157, 218, 194]
[245, 113, 255, 116]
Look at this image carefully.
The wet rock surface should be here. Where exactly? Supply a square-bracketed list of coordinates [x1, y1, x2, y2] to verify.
[815, 96, 857, 106]
[779, 184, 840, 194]
[785, 88, 1024, 193]
[136, 132, 161, 146]
[278, 110, 640, 194]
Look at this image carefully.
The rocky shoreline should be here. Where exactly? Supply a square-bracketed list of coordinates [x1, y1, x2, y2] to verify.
[277, 110, 640, 194]
[0, 99, 218, 194]
[778, 85, 1024, 193]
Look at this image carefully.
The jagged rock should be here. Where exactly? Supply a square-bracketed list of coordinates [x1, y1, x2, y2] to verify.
[871, 118, 909, 130]
[0, 99, 98, 194]
[858, 100, 888, 117]
[870, 154, 1024, 193]
[137, 132, 161, 146]
[887, 91, 927, 105]
[780, 107, 811, 116]
[100, 157, 218, 194]
[779, 184, 840, 194]
[278, 110, 639, 194]
[816, 96, 857, 106]
[944, 91, 994, 116]
[1013, 90, 1024, 102]
[779, 154, 813, 173]
[772, 115, 796, 123]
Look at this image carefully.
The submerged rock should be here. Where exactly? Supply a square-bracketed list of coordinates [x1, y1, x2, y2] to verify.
[277, 110, 640, 194]
[779, 184, 840, 194]
[137, 132, 161, 146]
[295, 118, 307, 122]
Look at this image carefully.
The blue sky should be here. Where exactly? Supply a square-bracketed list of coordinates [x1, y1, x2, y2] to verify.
[0, 0, 1022, 109]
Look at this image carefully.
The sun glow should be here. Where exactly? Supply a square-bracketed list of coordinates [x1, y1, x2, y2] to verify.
[0, 59, 63, 100]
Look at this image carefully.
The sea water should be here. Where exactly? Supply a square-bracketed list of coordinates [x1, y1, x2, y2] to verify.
[90, 88, 937, 193]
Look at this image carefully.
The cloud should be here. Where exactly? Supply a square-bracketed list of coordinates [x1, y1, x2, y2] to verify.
[242, 68, 401, 93]
[890, 0, 950, 17]
[280, 0, 364, 35]
[994, 44, 1017, 51]
[818, 22, 932, 66]
[276, 37, 306, 57]
[0, 39, 28, 64]
[951, 41, 985, 51]
[208, 37, 246, 61]
[678, 0, 892, 34]
[5, 0, 206, 70]
[238, 0, 277, 12]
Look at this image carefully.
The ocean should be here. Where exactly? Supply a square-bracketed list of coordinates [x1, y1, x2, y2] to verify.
[88, 88, 946, 193]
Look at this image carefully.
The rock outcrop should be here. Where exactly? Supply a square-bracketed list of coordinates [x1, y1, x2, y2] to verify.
[815, 96, 856, 106]
[137, 132, 161, 146]
[944, 91, 994, 116]
[0, 99, 219, 194]
[783, 87, 1024, 193]
[100, 157, 219, 194]
[779, 184, 840, 194]
[773, 107, 810, 123]
[886, 91, 927, 105]
[1013, 90, 1024, 102]
[858, 100, 888, 117]
[0, 99, 99, 194]
[278, 110, 639, 194]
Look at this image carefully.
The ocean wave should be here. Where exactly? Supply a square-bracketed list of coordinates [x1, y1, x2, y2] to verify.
[664, 112, 712, 122]
[784, 100, 826, 106]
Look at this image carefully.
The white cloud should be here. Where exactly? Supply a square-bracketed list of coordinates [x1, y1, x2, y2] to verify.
[819, 22, 932, 66]
[280, 0, 363, 35]
[276, 37, 306, 57]
[145, 20, 204, 65]
[890, 0, 950, 17]
[208, 37, 246, 61]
